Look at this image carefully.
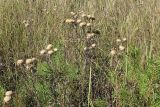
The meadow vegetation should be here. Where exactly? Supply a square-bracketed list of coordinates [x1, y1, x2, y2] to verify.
[0, 0, 160, 107]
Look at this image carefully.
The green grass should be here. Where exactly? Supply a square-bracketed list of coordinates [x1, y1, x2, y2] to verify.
[0, 0, 160, 106]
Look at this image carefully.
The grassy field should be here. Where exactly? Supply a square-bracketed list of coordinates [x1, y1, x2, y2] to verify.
[0, 0, 160, 106]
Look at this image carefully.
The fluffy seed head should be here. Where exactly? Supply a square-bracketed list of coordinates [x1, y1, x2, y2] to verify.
[46, 44, 53, 50]
[31, 57, 36, 62]
[3, 96, 11, 103]
[84, 47, 88, 51]
[47, 50, 54, 55]
[25, 59, 32, 65]
[116, 39, 121, 43]
[16, 59, 24, 66]
[119, 45, 125, 51]
[86, 23, 92, 27]
[79, 22, 86, 27]
[86, 33, 94, 39]
[76, 19, 82, 24]
[65, 19, 75, 23]
[91, 43, 96, 48]
[5, 91, 13, 96]
[70, 12, 76, 16]
[40, 50, 47, 56]
[81, 13, 87, 18]
[53, 48, 58, 52]
[110, 49, 116, 56]
[122, 37, 127, 42]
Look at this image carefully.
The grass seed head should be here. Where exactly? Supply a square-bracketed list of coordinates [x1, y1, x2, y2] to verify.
[31, 57, 36, 62]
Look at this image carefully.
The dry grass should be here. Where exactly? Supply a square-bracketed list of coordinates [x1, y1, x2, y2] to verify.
[0, 0, 160, 106]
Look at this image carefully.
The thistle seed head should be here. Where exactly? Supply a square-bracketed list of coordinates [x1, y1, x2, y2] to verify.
[16, 59, 24, 66]
[3, 96, 11, 103]
[5, 91, 13, 96]
[40, 49, 47, 56]
[79, 22, 86, 27]
[46, 44, 53, 50]
[119, 45, 125, 51]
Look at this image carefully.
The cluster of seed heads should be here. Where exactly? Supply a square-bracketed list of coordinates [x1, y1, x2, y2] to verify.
[65, 11, 95, 28]
[110, 37, 127, 56]
[3, 91, 13, 104]
[40, 44, 58, 56]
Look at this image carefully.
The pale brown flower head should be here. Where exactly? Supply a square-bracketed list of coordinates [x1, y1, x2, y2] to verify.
[110, 49, 116, 56]
[40, 49, 47, 56]
[91, 43, 96, 48]
[84, 47, 88, 51]
[53, 48, 58, 52]
[116, 39, 121, 43]
[47, 50, 54, 55]
[70, 12, 76, 16]
[3, 96, 11, 103]
[25, 59, 32, 65]
[76, 19, 82, 24]
[86, 33, 94, 39]
[86, 23, 92, 27]
[122, 37, 127, 42]
[46, 44, 53, 50]
[65, 19, 75, 23]
[31, 57, 36, 62]
[119, 45, 125, 51]
[81, 13, 87, 18]
[79, 22, 86, 27]
[16, 59, 24, 66]
[5, 91, 13, 96]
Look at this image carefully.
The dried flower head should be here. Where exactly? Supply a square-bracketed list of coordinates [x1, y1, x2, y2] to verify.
[46, 44, 53, 50]
[90, 16, 95, 20]
[91, 43, 96, 48]
[116, 39, 121, 43]
[110, 49, 116, 56]
[70, 12, 76, 16]
[40, 49, 47, 56]
[81, 13, 87, 18]
[65, 19, 75, 23]
[84, 47, 88, 51]
[122, 37, 127, 42]
[119, 45, 125, 51]
[16, 59, 24, 66]
[3, 96, 11, 103]
[53, 48, 58, 52]
[79, 22, 86, 27]
[26, 65, 33, 71]
[86, 23, 92, 27]
[31, 57, 36, 62]
[87, 15, 92, 19]
[47, 50, 54, 55]
[76, 19, 82, 24]
[25, 59, 32, 65]
[86, 33, 94, 39]
[5, 91, 13, 96]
